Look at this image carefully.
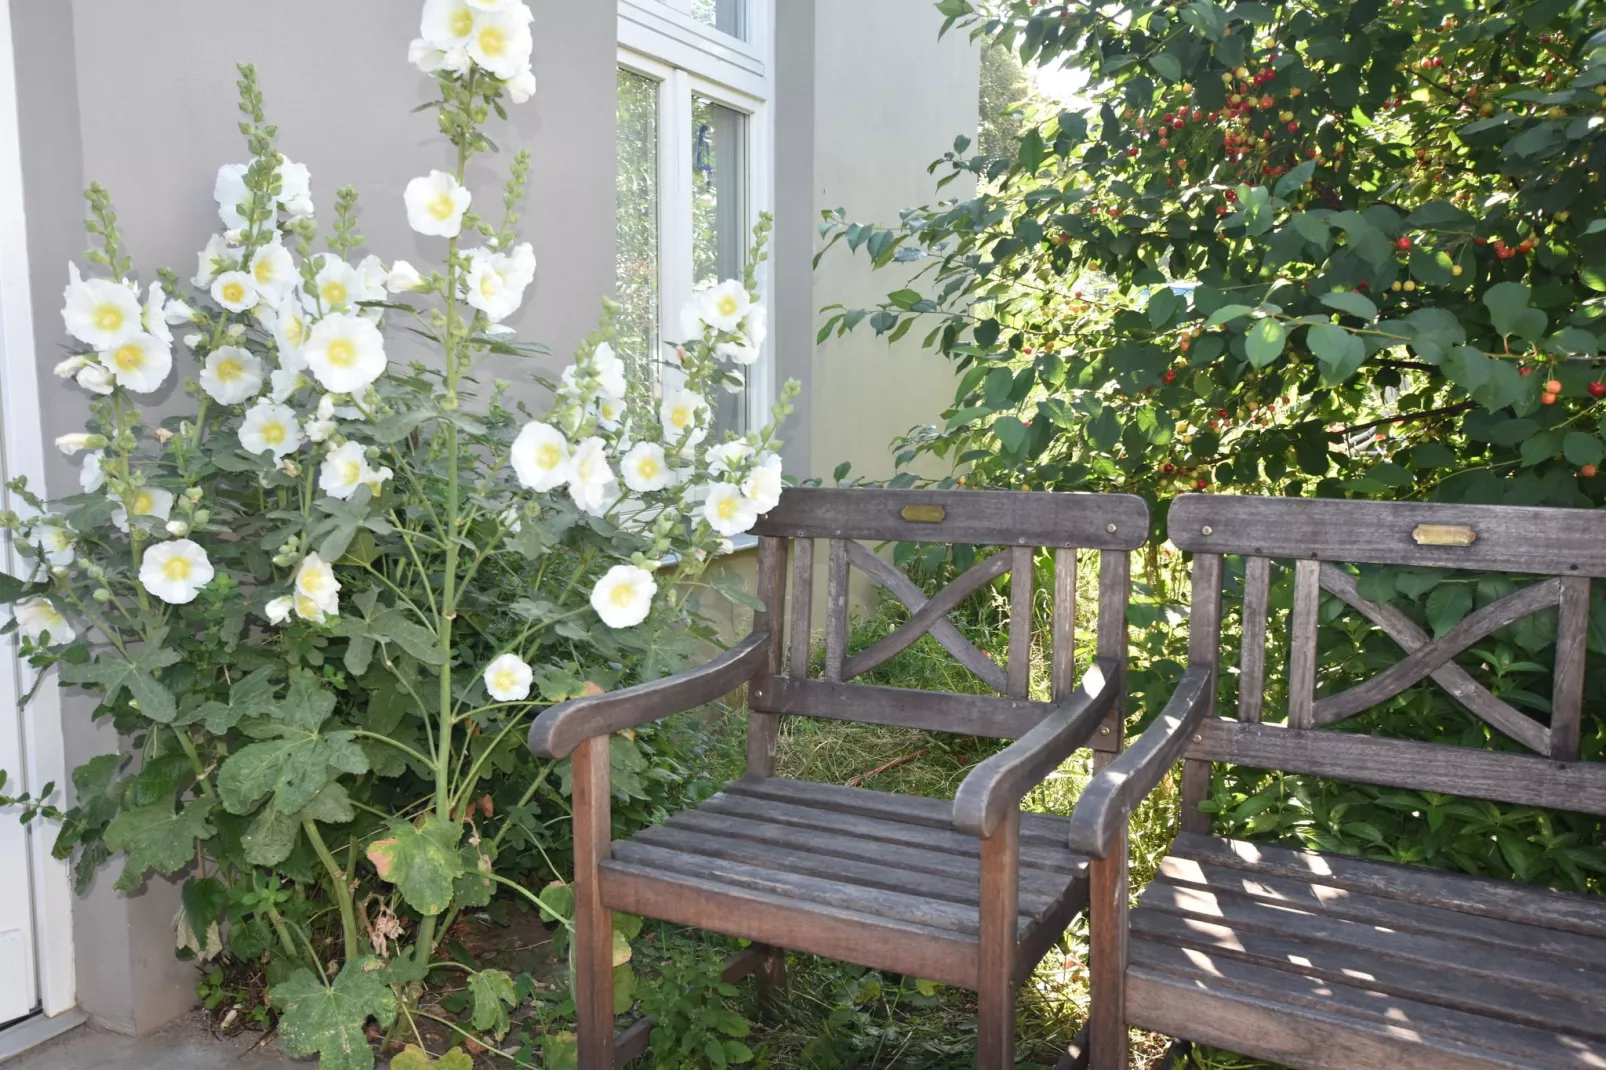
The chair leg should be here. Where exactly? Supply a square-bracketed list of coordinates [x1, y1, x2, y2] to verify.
[1088, 837, 1130, 1070]
[977, 811, 1020, 1070]
[573, 736, 616, 1070]
[756, 945, 788, 1008]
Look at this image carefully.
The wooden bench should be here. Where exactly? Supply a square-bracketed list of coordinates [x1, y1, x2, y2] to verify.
[1067, 494, 1606, 1070]
[529, 486, 1148, 1068]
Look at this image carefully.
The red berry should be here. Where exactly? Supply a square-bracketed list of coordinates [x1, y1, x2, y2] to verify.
[1287, 121, 1299, 132]
[1225, 189, 1238, 202]
[1498, 246, 1515, 259]
[1196, 479, 1210, 490]
[1545, 379, 1564, 395]
[1218, 408, 1229, 418]
[1519, 367, 1535, 377]
[1162, 463, 1176, 475]
[1356, 281, 1370, 290]
[1584, 465, 1599, 479]
[1589, 382, 1605, 399]
[1216, 205, 1228, 216]
[1542, 392, 1558, 405]
[1474, 236, 1487, 245]
[1128, 147, 1139, 157]
[1396, 236, 1412, 250]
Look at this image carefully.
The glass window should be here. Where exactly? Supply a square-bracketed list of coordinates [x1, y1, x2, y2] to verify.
[689, 0, 747, 40]
[692, 97, 749, 431]
[615, 68, 661, 392]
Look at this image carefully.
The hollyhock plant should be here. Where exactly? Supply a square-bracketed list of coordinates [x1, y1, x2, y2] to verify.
[0, 11, 798, 1068]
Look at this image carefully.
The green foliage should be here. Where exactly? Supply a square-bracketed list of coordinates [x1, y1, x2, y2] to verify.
[270, 958, 399, 1070]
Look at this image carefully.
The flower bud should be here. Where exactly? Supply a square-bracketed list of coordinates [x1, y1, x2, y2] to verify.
[192, 510, 210, 525]
[226, 324, 246, 338]
[185, 487, 203, 503]
[166, 520, 190, 537]
[184, 333, 204, 347]
[93, 588, 112, 603]
[272, 553, 295, 568]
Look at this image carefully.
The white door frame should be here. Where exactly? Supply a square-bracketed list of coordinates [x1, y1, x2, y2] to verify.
[0, 0, 78, 1021]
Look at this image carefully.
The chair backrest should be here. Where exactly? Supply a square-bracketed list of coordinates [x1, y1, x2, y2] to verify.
[1169, 493, 1606, 817]
[743, 487, 1149, 777]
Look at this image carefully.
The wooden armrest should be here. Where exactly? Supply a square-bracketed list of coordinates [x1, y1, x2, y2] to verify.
[953, 657, 1122, 838]
[528, 631, 772, 759]
[1065, 664, 1214, 859]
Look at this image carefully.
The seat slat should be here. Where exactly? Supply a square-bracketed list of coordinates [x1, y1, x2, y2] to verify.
[1172, 833, 1606, 938]
[1130, 938, 1606, 1070]
[1156, 854, 1606, 971]
[699, 791, 1083, 874]
[663, 809, 1078, 907]
[1131, 902, 1606, 1039]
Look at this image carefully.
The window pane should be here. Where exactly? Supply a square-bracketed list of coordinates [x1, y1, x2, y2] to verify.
[692, 97, 750, 431]
[616, 68, 661, 394]
[689, 0, 747, 40]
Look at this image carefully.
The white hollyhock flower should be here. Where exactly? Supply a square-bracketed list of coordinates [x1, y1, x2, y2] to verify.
[33, 523, 74, 567]
[312, 257, 362, 311]
[303, 314, 387, 393]
[277, 158, 315, 220]
[200, 347, 264, 405]
[387, 260, 425, 294]
[442, 48, 473, 75]
[250, 242, 297, 304]
[680, 299, 708, 342]
[112, 486, 176, 533]
[567, 437, 619, 516]
[268, 368, 303, 404]
[421, 0, 478, 47]
[621, 443, 672, 493]
[505, 67, 537, 103]
[592, 342, 628, 400]
[715, 340, 759, 365]
[214, 163, 250, 229]
[269, 305, 312, 370]
[14, 599, 75, 647]
[595, 394, 625, 432]
[193, 234, 236, 289]
[164, 298, 196, 326]
[483, 652, 533, 702]
[464, 244, 536, 322]
[239, 402, 303, 459]
[54, 355, 89, 379]
[103, 332, 173, 393]
[319, 442, 377, 501]
[744, 303, 768, 348]
[706, 441, 754, 475]
[294, 553, 341, 618]
[140, 540, 215, 605]
[590, 565, 657, 630]
[144, 284, 173, 346]
[510, 422, 571, 492]
[466, 0, 519, 10]
[660, 389, 710, 446]
[76, 363, 115, 396]
[211, 271, 259, 314]
[700, 280, 752, 333]
[264, 596, 295, 625]
[62, 266, 141, 350]
[409, 38, 449, 73]
[80, 452, 106, 493]
[742, 452, 784, 512]
[55, 433, 102, 456]
[467, 5, 534, 78]
[405, 171, 471, 238]
[355, 256, 389, 304]
[704, 483, 760, 537]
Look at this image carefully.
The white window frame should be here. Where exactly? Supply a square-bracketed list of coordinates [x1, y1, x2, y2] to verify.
[617, 0, 776, 429]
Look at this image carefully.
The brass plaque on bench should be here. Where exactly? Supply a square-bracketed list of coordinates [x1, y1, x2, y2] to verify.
[901, 504, 947, 524]
[1412, 524, 1477, 547]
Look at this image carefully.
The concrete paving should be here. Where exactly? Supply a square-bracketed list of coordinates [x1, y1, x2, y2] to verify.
[6, 1015, 305, 1069]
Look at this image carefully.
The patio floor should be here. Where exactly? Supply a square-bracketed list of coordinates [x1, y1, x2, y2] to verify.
[6, 1014, 302, 1069]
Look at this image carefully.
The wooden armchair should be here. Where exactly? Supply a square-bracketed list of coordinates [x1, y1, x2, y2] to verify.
[1068, 494, 1606, 1070]
[529, 486, 1148, 1068]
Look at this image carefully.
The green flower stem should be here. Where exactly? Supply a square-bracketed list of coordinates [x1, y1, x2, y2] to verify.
[484, 761, 557, 857]
[302, 818, 360, 964]
[350, 730, 434, 770]
[447, 711, 532, 818]
[264, 899, 300, 964]
[173, 727, 214, 798]
[484, 872, 574, 932]
[406, 1006, 536, 1068]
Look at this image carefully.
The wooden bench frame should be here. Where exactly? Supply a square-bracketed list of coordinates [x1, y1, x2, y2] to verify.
[529, 487, 1149, 1068]
[1067, 493, 1606, 1070]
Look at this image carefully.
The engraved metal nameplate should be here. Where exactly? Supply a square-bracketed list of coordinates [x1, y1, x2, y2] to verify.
[1413, 524, 1477, 547]
[901, 504, 947, 524]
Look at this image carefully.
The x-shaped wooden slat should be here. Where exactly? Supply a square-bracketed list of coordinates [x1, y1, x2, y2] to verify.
[1314, 564, 1557, 753]
[839, 541, 1011, 693]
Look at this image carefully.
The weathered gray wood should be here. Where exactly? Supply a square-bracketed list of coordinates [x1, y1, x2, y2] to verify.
[1188, 718, 1606, 816]
[615, 1017, 653, 1064]
[1551, 575, 1589, 762]
[1287, 559, 1320, 730]
[748, 676, 1051, 739]
[1236, 556, 1271, 723]
[1092, 550, 1131, 754]
[1170, 833, 1606, 939]
[1015, 862, 1091, 988]
[977, 811, 1020, 1070]
[746, 537, 788, 779]
[1130, 939, 1606, 1070]
[752, 487, 1150, 550]
[788, 537, 814, 679]
[840, 543, 1011, 692]
[531, 631, 771, 759]
[1066, 665, 1214, 860]
[1318, 564, 1550, 753]
[600, 859, 980, 990]
[1053, 548, 1078, 702]
[1008, 547, 1034, 699]
[1126, 963, 1573, 1070]
[1311, 577, 1562, 726]
[1169, 492, 1606, 576]
[1087, 845, 1128, 1070]
[572, 735, 614, 1070]
[824, 539, 848, 682]
[953, 658, 1118, 837]
[1187, 553, 1225, 668]
[1179, 759, 1212, 836]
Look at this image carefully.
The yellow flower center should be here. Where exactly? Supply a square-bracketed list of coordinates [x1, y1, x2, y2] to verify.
[295, 595, 323, 619]
[113, 343, 145, 371]
[478, 26, 506, 56]
[285, 316, 308, 346]
[321, 281, 349, 306]
[479, 272, 501, 298]
[216, 358, 243, 382]
[326, 339, 357, 367]
[162, 557, 192, 581]
[610, 583, 637, 607]
[340, 460, 362, 484]
[450, 7, 475, 36]
[492, 670, 518, 693]
[716, 497, 739, 521]
[301, 569, 327, 595]
[536, 444, 562, 470]
[254, 259, 276, 285]
[716, 295, 741, 319]
[94, 304, 126, 332]
[670, 407, 691, 430]
[428, 192, 459, 222]
[221, 282, 246, 305]
[133, 490, 154, 514]
[636, 457, 660, 479]
[261, 422, 286, 446]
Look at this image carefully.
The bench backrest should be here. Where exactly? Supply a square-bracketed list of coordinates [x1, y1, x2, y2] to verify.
[744, 487, 1148, 775]
[1169, 493, 1606, 817]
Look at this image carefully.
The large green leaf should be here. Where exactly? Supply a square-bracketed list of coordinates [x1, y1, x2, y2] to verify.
[1306, 323, 1367, 383]
[1483, 282, 1547, 340]
[390, 1047, 472, 1070]
[217, 671, 365, 815]
[1245, 319, 1287, 368]
[365, 815, 463, 916]
[1318, 291, 1378, 321]
[104, 799, 215, 891]
[59, 648, 182, 723]
[177, 668, 280, 734]
[468, 968, 518, 1038]
[270, 958, 397, 1070]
